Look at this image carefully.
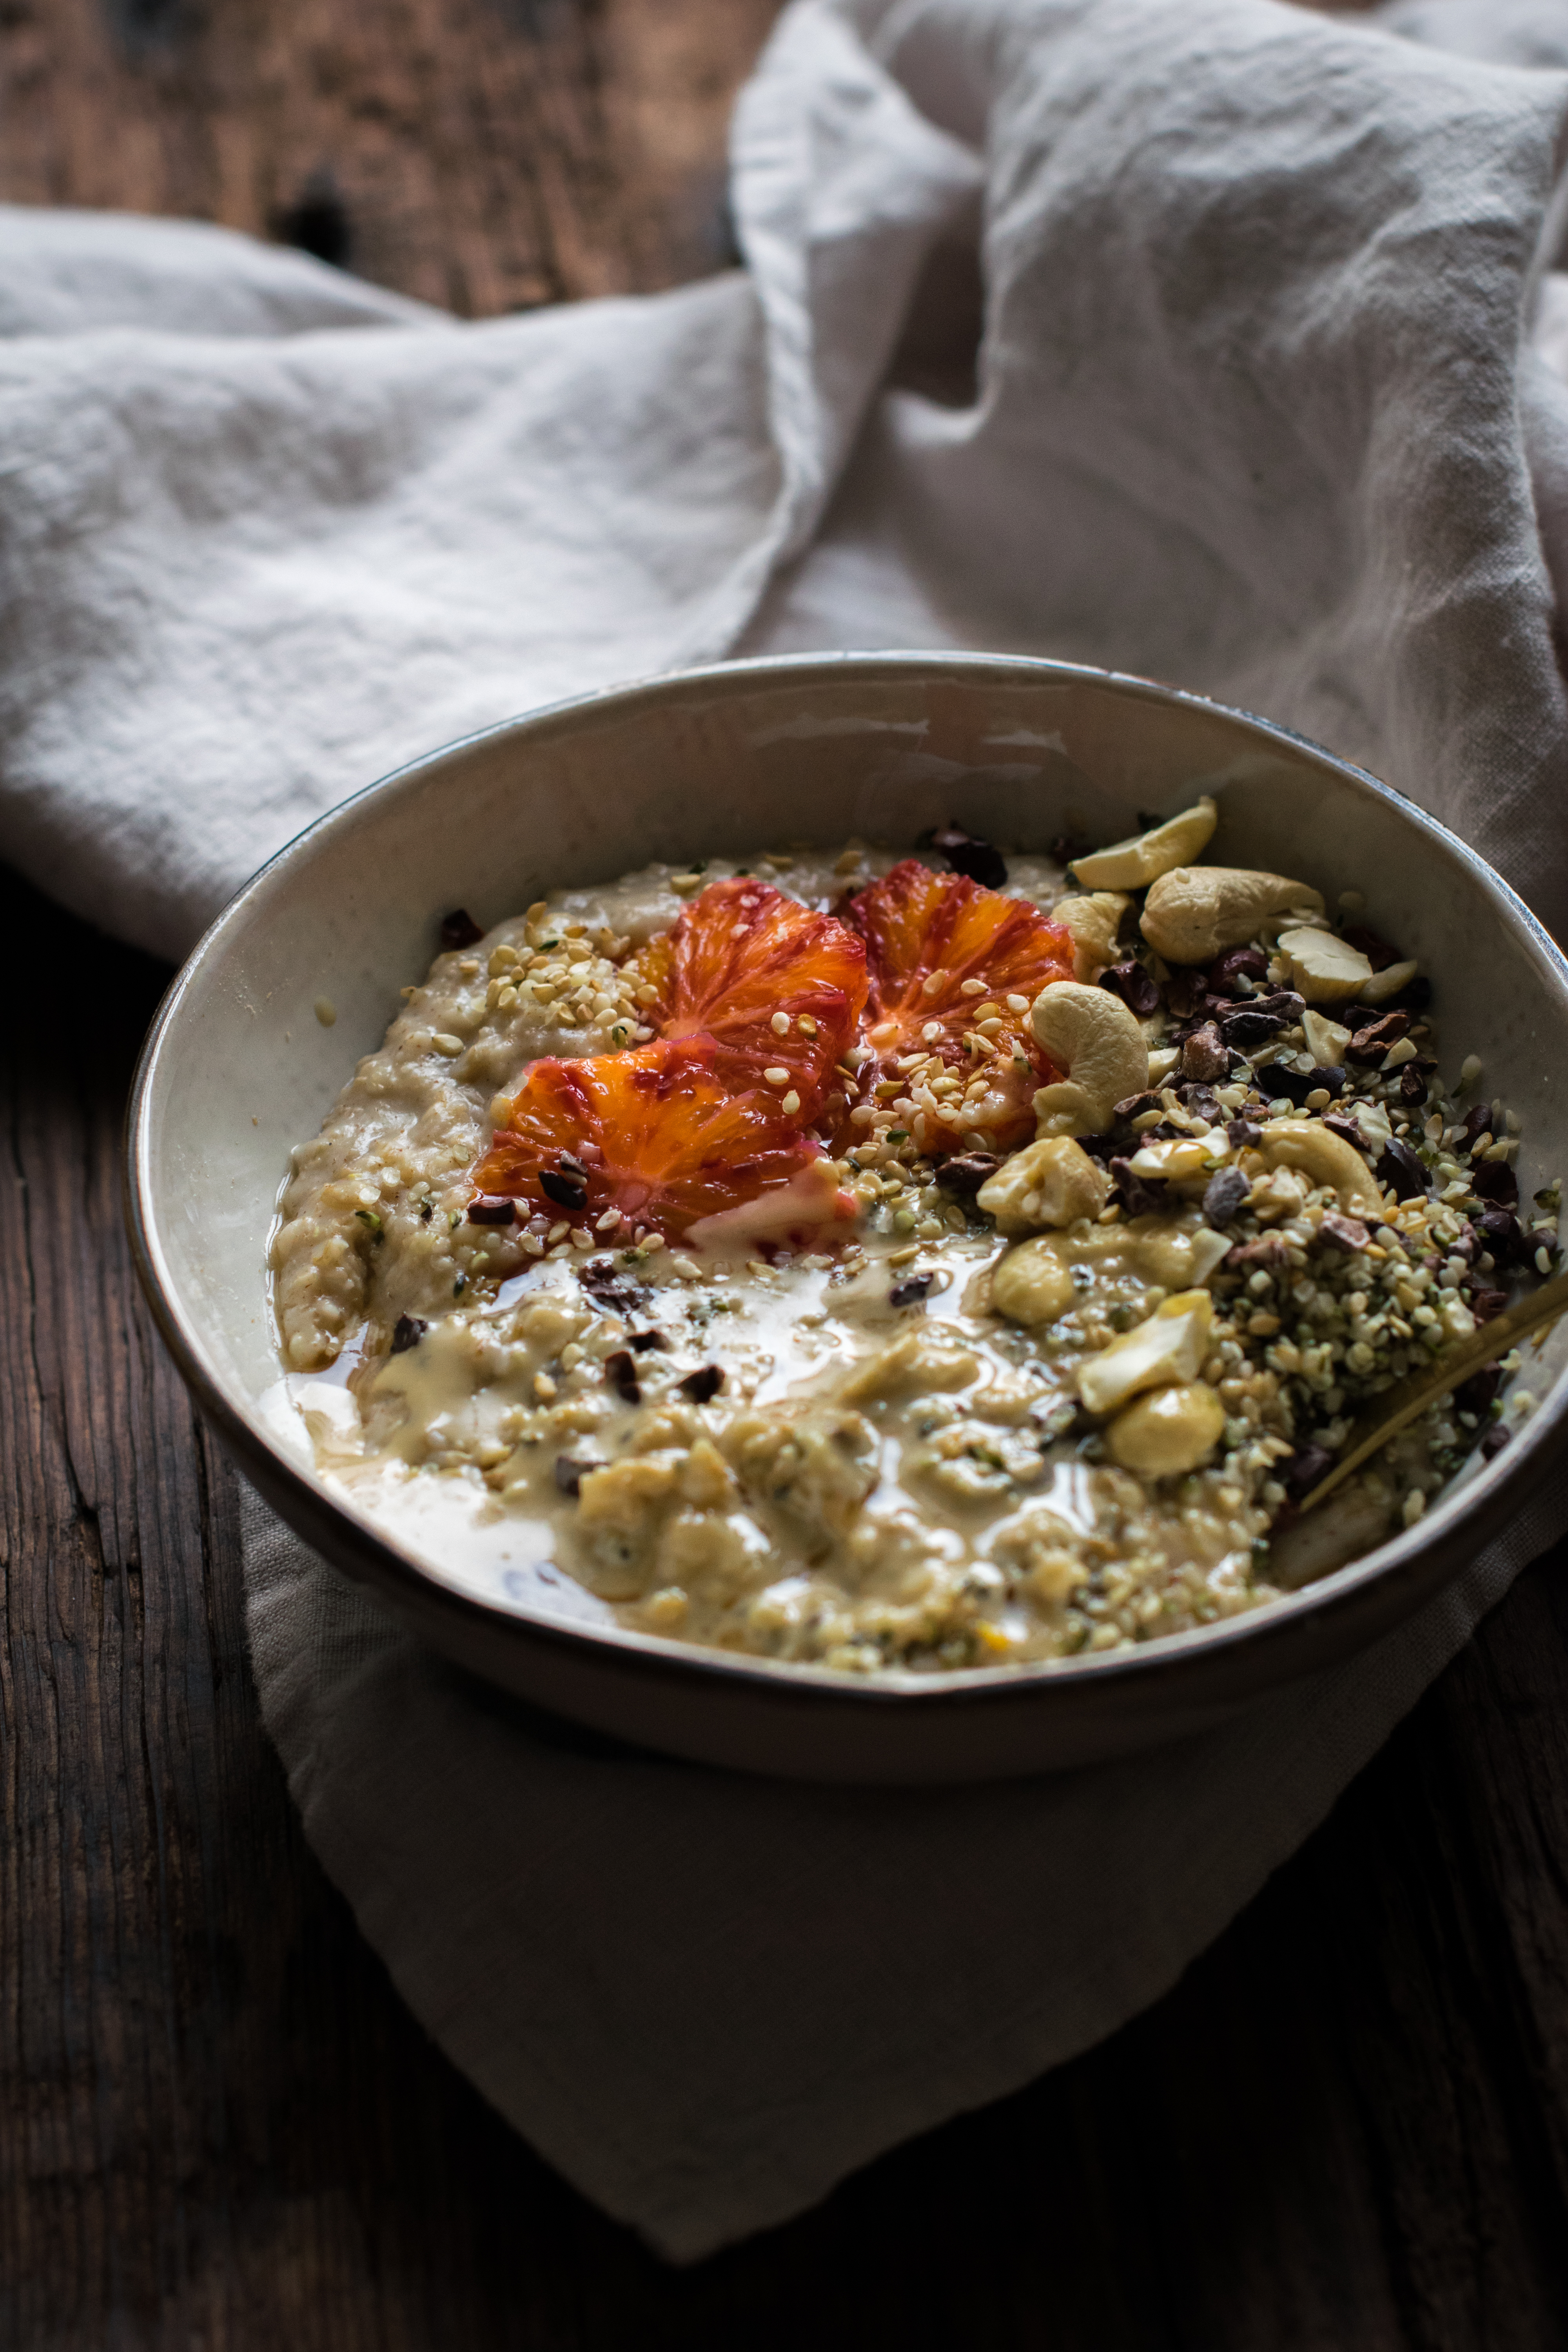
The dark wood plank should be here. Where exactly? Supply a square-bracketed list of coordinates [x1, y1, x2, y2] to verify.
[2, 846, 1567, 2347]
[0, 0, 781, 315]
[3, 0, 1568, 2339]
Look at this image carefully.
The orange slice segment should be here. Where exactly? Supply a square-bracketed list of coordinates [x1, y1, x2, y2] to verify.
[473, 1036, 851, 1245]
[627, 877, 866, 1109]
[845, 859, 1075, 1152]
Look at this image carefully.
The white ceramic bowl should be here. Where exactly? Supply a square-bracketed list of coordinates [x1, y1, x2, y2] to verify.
[127, 653, 1568, 1782]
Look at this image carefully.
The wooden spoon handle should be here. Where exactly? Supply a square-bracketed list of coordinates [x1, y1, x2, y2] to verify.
[1297, 1262, 1568, 1512]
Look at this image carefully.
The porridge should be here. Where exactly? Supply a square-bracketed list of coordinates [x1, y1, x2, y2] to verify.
[271, 809, 1555, 1673]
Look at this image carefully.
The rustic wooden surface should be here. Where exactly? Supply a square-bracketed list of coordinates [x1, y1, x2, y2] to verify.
[3, 1, 1568, 2343]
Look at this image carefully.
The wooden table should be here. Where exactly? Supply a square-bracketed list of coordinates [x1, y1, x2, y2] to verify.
[4, 5, 1568, 2342]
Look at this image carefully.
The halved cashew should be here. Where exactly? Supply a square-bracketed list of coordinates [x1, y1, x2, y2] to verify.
[976, 1136, 1109, 1234]
[1276, 926, 1373, 1004]
[1258, 1117, 1384, 1216]
[1078, 1289, 1214, 1416]
[840, 1327, 980, 1403]
[1106, 1381, 1227, 1476]
[991, 1238, 1079, 1327]
[1301, 1009, 1351, 1067]
[1030, 983, 1149, 1135]
[1071, 796, 1218, 890]
[1359, 957, 1419, 1004]
[1140, 867, 1323, 965]
[1051, 891, 1131, 981]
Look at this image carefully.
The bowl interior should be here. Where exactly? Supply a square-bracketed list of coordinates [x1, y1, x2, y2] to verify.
[132, 654, 1568, 1706]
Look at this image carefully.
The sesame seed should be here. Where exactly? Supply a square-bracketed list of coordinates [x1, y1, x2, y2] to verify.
[782, 1091, 801, 1115]
[771, 1012, 792, 1036]
[798, 1015, 818, 1036]
[764, 1067, 791, 1085]
[431, 1033, 464, 1057]
[921, 971, 948, 997]
[1007, 994, 1029, 1013]
[596, 1209, 622, 1231]
[960, 977, 986, 996]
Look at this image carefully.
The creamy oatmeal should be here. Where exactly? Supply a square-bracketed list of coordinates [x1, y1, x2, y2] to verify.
[271, 810, 1555, 1673]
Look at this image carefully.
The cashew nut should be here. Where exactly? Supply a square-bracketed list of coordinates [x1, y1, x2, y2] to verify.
[990, 1238, 1079, 1327]
[976, 1136, 1109, 1234]
[1301, 1009, 1351, 1067]
[1071, 796, 1218, 890]
[1359, 957, 1420, 1004]
[1050, 891, 1131, 981]
[1258, 1117, 1384, 1216]
[1106, 1381, 1227, 1476]
[1276, 926, 1374, 1004]
[1030, 982, 1149, 1135]
[1140, 868, 1323, 965]
[1078, 1289, 1214, 1416]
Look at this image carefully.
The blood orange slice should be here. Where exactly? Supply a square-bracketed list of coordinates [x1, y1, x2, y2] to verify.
[627, 877, 866, 1109]
[473, 1036, 851, 1245]
[845, 860, 1075, 1152]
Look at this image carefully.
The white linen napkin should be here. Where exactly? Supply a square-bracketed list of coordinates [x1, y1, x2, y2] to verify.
[8, 0, 1568, 2257]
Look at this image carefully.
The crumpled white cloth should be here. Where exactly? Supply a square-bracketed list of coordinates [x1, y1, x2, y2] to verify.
[8, 0, 1568, 2260]
[4, 0, 1568, 957]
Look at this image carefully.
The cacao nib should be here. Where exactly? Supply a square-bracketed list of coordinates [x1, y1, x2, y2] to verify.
[1110, 1158, 1170, 1218]
[1473, 1208, 1527, 1265]
[1101, 960, 1160, 1018]
[1259, 1062, 1326, 1107]
[554, 1455, 597, 1497]
[1460, 1103, 1494, 1149]
[677, 1364, 726, 1403]
[1077, 1131, 1123, 1165]
[1345, 1011, 1411, 1063]
[928, 821, 1007, 890]
[935, 1153, 1000, 1199]
[1226, 1234, 1289, 1271]
[1283, 1443, 1335, 1499]
[1221, 992, 1303, 1048]
[1163, 970, 1205, 1019]
[1470, 1160, 1518, 1209]
[1398, 1058, 1436, 1105]
[1228, 1116, 1263, 1150]
[604, 1349, 642, 1403]
[889, 1273, 934, 1308]
[1202, 1167, 1250, 1228]
[541, 1166, 588, 1209]
[1340, 925, 1399, 971]
[1175, 1083, 1223, 1124]
[1323, 1113, 1370, 1155]
[1205, 946, 1269, 997]
[466, 1193, 516, 1226]
[390, 1314, 427, 1354]
[628, 1328, 667, 1352]
[1318, 1212, 1370, 1252]
[1112, 1091, 1163, 1125]
[1375, 1138, 1429, 1200]
[1470, 1288, 1510, 1323]
[438, 908, 485, 951]
[1180, 1022, 1230, 1085]
[1481, 1425, 1512, 1459]
[1455, 1365, 1501, 1419]
[579, 1260, 645, 1313]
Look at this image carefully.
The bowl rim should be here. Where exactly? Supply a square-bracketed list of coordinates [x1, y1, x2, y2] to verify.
[125, 647, 1568, 1719]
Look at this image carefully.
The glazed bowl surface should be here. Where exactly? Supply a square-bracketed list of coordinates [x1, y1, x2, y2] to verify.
[127, 653, 1568, 1782]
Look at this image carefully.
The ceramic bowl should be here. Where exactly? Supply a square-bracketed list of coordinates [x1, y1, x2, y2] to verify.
[126, 653, 1568, 1783]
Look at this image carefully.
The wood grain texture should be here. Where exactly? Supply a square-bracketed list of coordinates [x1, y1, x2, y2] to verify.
[0, 0, 780, 314]
[2, 0, 1568, 2339]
